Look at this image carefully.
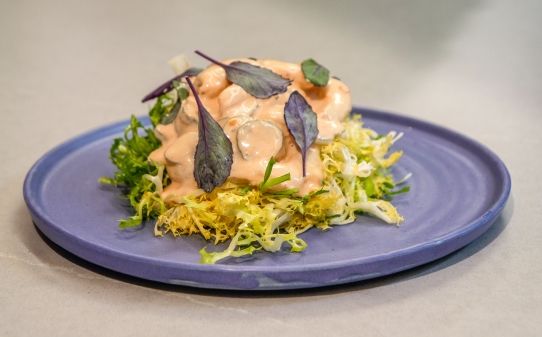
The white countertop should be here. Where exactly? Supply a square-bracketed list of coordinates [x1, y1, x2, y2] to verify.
[1, 0, 540, 336]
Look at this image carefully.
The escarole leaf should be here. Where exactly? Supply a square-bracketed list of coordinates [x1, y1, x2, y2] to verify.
[284, 91, 319, 176]
[142, 67, 202, 103]
[160, 87, 189, 125]
[160, 96, 181, 124]
[148, 86, 189, 127]
[185, 77, 233, 192]
[301, 58, 329, 87]
[99, 114, 168, 229]
[194, 50, 291, 98]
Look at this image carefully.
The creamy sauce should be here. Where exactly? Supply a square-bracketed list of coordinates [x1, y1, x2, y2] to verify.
[148, 59, 351, 199]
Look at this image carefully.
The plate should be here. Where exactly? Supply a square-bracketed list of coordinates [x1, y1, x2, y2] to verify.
[23, 107, 511, 290]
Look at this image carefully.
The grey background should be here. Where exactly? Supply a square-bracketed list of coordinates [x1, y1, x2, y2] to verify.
[1, 0, 540, 336]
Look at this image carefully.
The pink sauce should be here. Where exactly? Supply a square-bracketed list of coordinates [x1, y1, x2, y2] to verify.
[148, 59, 352, 200]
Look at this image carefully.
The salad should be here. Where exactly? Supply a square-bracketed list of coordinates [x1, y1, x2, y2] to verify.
[100, 51, 408, 264]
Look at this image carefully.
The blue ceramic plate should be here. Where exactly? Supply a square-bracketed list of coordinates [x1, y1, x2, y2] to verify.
[23, 107, 511, 290]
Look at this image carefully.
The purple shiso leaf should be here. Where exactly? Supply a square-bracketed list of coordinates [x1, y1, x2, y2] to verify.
[194, 50, 291, 99]
[283, 91, 319, 177]
[141, 67, 202, 103]
[185, 77, 233, 193]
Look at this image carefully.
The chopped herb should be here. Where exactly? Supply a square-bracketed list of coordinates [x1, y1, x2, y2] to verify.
[388, 185, 411, 196]
[268, 188, 298, 197]
[301, 189, 329, 203]
[259, 157, 291, 192]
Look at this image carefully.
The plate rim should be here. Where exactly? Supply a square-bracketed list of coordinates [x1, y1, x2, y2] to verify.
[23, 107, 512, 286]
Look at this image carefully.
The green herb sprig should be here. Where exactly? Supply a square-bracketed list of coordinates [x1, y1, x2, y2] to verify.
[301, 58, 330, 87]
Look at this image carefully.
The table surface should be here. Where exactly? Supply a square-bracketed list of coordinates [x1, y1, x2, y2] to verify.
[1, 1, 540, 336]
